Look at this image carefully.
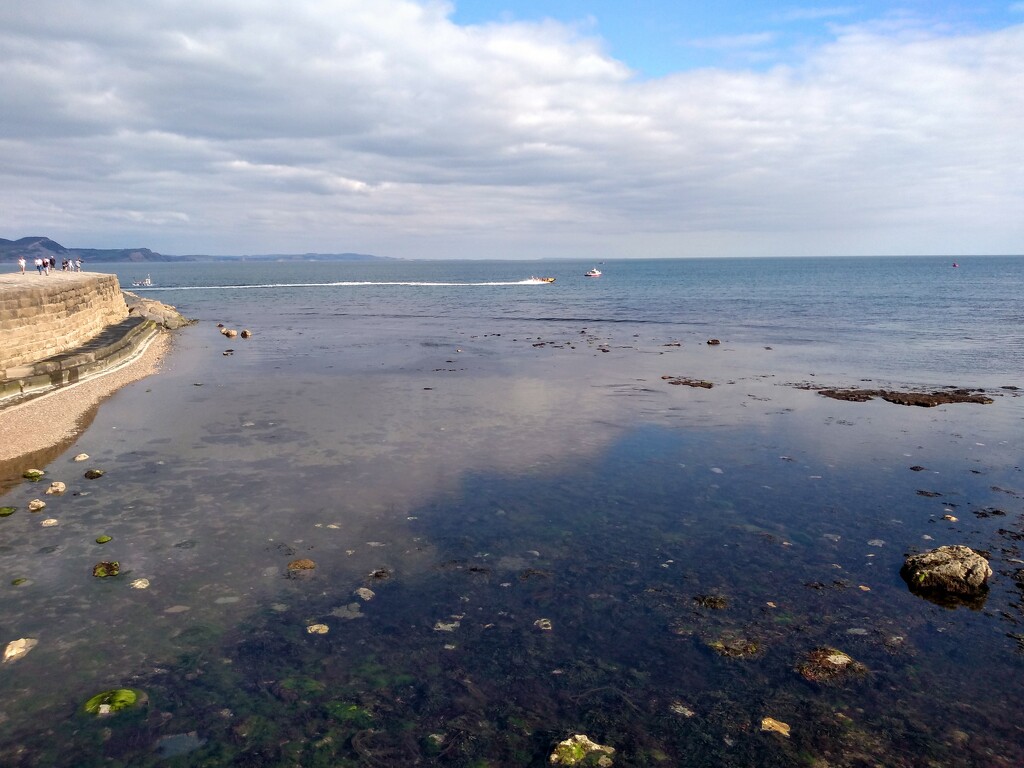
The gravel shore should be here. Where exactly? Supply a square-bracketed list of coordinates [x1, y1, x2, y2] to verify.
[0, 330, 171, 462]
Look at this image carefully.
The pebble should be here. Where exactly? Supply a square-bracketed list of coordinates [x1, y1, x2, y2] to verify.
[28, 499, 46, 512]
[3, 638, 38, 663]
[534, 618, 553, 631]
[761, 717, 791, 738]
[41, 518, 59, 527]
[130, 579, 150, 589]
[73, 453, 89, 462]
[306, 623, 329, 634]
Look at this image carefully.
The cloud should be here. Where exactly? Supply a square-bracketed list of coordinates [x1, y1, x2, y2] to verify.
[0, 1, 1021, 257]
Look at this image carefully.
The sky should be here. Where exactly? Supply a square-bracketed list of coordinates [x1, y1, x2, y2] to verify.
[1, 1, 1022, 259]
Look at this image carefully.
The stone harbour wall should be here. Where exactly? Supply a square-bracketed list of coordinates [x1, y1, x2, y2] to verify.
[0, 272, 129, 376]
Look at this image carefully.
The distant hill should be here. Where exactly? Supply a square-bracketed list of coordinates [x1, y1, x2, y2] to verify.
[1, 237, 393, 263]
[0, 237, 183, 263]
[204, 252, 393, 262]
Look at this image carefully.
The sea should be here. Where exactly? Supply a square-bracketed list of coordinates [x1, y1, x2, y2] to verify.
[1, 256, 1022, 767]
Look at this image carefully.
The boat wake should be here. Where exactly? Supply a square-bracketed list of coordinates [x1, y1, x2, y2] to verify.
[133, 279, 546, 291]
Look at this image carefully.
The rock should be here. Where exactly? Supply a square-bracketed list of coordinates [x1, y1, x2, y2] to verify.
[534, 618, 553, 631]
[130, 578, 150, 589]
[240, 329, 252, 338]
[83, 688, 142, 716]
[706, 339, 721, 345]
[225, 329, 238, 338]
[95, 535, 112, 544]
[354, 587, 375, 601]
[665, 377, 714, 388]
[818, 388, 993, 406]
[306, 623, 329, 634]
[28, 499, 46, 512]
[84, 468, 105, 479]
[41, 518, 59, 527]
[761, 717, 791, 738]
[287, 558, 316, 570]
[73, 453, 89, 462]
[123, 291, 191, 329]
[0, 506, 16, 517]
[22, 469, 44, 481]
[901, 545, 992, 599]
[3, 638, 38, 663]
[796, 647, 868, 684]
[92, 561, 120, 578]
[45, 481, 66, 495]
[550, 734, 615, 766]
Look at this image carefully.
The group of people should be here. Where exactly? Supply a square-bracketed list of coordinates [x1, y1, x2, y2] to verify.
[17, 256, 83, 274]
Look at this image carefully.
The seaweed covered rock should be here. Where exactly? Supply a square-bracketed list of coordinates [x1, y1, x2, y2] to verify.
[901, 545, 991, 603]
[93, 561, 120, 578]
[550, 734, 615, 766]
[797, 647, 868, 684]
[83, 688, 144, 716]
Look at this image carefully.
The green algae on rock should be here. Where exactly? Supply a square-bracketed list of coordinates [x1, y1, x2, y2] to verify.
[83, 468, 106, 479]
[95, 535, 112, 544]
[550, 734, 615, 766]
[92, 561, 120, 578]
[0, 506, 16, 517]
[22, 469, 44, 481]
[83, 688, 141, 715]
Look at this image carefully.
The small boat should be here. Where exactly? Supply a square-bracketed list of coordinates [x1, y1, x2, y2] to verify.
[584, 267, 602, 277]
[952, 262, 959, 268]
[132, 274, 153, 287]
[528, 276, 556, 283]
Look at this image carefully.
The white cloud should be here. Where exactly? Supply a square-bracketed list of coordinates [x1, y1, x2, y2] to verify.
[0, 1, 1021, 257]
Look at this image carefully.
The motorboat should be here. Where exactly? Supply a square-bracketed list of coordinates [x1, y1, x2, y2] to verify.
[528, 276, 556, 283]
[132, 274, 153, 287]
[584, 267, 602, 277]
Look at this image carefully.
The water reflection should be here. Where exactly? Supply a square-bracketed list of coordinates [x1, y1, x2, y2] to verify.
[1, 324, 1022, 766]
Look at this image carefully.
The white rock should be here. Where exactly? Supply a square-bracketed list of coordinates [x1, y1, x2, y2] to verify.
[41, 518, 59, 527]
[45, 482, 66, 495]
[130, 578, 150, 589]
[73, 453, 90, 462]
[3, 638, 38, 663]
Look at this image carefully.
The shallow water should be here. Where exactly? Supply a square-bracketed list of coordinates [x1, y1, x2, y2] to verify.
[1, 258, 1023, 766]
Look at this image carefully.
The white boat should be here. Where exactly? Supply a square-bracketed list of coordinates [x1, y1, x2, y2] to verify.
[584, 267, 602, 277]
[132, 274, 153, 287]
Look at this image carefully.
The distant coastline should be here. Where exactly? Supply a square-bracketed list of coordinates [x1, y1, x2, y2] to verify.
[0, 236, 396, 264]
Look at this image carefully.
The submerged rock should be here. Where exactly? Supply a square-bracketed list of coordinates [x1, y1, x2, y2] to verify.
[0, 506, 16, 517]
[45, 481, 66, 495]
[84, 468, 105, 479]
[796, 647, 868, 684]
[901, 545, 992, 602]
[92, 561, 120, 578]
[73, 453, 89, 462]
[287, 558, 316, 570]
[83, 688, 143, 716]
[27, 499, 46, 512]
[550, 734, 615, 766]
[761, 717, 791, 738]
[3, 638, 38, 663]
[22, 469, 44, 481]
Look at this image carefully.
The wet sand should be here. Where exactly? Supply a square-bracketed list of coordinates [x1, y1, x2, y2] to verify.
[0, 330, 171, 463]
